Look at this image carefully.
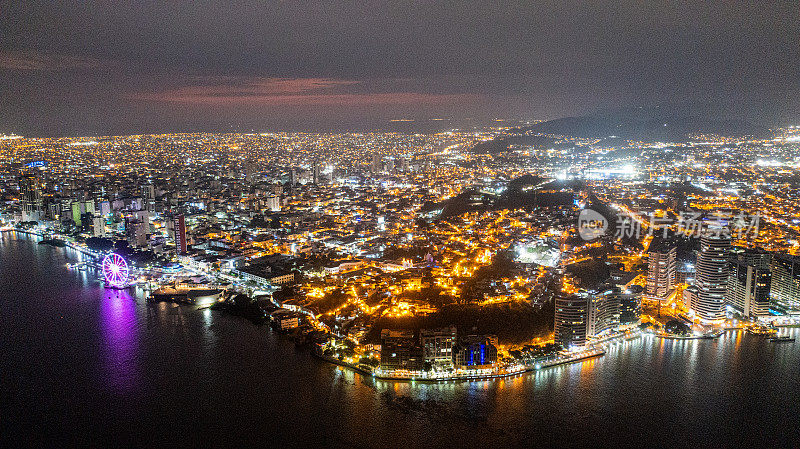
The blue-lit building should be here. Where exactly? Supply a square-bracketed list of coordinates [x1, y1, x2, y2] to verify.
[453, 335, 497, 369]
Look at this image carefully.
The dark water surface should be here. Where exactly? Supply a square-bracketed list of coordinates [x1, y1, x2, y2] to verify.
[2, 231, 799, 448]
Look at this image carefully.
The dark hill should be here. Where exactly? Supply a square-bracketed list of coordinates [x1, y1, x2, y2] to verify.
[471, 135, 556, 153]
[420, 189, 493, 220]
[517, 107, 770, 140]
[495, 176, 575, 210]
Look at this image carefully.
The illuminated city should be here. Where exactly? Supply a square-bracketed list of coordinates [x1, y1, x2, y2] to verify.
[3, 126, 800, 373]
[2, 1, 799, 448]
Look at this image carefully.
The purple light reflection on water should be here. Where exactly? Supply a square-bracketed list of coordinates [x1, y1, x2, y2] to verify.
[99, 288, 140, 393]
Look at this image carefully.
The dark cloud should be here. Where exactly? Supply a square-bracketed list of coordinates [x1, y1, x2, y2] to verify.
[126, 77, 481, 107]
[0, 51, 106, 71]
[1, 1, 798, 136]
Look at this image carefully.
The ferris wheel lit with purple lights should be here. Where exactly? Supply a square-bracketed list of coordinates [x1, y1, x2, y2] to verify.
[102, 253, 129, 288]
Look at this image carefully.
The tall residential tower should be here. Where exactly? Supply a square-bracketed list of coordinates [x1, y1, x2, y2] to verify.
[692, 231, 731, 322]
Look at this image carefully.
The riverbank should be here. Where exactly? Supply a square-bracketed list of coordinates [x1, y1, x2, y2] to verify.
[654, 330, 725, 340]
[312, 346, 605, 382]
[4, 228, 103, 259]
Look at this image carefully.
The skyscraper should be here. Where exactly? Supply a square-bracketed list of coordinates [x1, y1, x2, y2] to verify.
[692, 231, 731, 322]
[126, 219, 147, 248]
[312, 160, 320, 184]
[71, 201, 83, 225]
[371, 153, 382, 174]
[554, 293, 589, 348]
[770, 254, 800, 314]
[399, 157, 409, 172]
[141, 184, 155, 211]
[173, 214, 187, 255]
[587, 289, 621, 337]
[141, 184, 154, 200]
[18, 175, 43, 222]
[646, 243, 677, 301]
[92, 216, 105, 237]
[726, 248, 771, 318]
[619, 286, 643, 325]
[420, 326, 457, 369]
[265, 195, 281, 212]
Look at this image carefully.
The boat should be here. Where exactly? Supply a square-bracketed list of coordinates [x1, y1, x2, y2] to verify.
[769, 336, 795, 343]
[746, 326, 778, 336]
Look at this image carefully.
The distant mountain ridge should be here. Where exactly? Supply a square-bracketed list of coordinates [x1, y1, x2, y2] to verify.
[470, 135, 556, 153]
[516, 107, 771, 140]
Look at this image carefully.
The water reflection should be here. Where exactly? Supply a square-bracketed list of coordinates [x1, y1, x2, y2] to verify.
[99, 288, 140, 393]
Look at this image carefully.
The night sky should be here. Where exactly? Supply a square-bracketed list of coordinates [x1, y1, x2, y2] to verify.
[1, 1, 798, 136]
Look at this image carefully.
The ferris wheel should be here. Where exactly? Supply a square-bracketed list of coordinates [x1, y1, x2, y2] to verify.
[102, 253, 129, 288]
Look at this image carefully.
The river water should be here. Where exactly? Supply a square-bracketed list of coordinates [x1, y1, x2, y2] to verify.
[2, 231, 799, 448]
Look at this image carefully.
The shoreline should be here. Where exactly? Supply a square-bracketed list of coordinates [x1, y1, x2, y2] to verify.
[311, 347, 606, 383]
[6, 229, 797, 384]
[3, 228, 103, 259]
[653, 330, 725, 340]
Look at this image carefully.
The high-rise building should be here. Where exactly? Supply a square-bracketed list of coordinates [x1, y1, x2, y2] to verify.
[312, 160, 320, 184]
[46, 202, 61, 221]
[71, 202, 83, 225]
[421, 326, 457, 369]
[682, 285, 699, 310]
[554, 293, 589, 348]
[770, 254, 800, 314]
[244, 162, 257, 183]
[265, 195, 281, 212]
[726, 249, 771, 318]
[126, 219, 148, 248]
[692, 231, 731, 322]
[141, 184, 155, 210]
[141, 184, 154, 200]
[98, 200, 111, 216]
[18, 175, 43, 222]
[619, 285, 643, 325]
[83, 200, 95, 217]
[371, 154, 382, 174]
[130, 197, 144, 211]
[453, 335, 498, 369]
[173, 214, 187, 255]
[80, 213, 95, 233]
[92, 216, 105, 237]
[587, 289, 621, 337]
[646, 243, 677, 301]
[380, 329, 423, 371]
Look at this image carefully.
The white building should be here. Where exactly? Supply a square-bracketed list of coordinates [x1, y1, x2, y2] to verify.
[692, 232, 730, 322]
